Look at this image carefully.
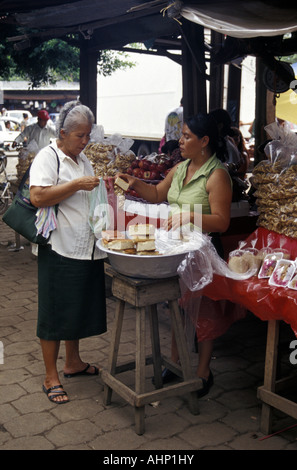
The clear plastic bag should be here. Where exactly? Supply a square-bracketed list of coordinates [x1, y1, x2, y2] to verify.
[88, 178, 111, 238]
[264, 121, 297, 170]
[178, 249, 214, 291]
[90, 124, 105, 142]
[177, 232, 258, 293]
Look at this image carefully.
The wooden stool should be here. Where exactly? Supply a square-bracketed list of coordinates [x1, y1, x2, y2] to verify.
[102, 264, 202, 435]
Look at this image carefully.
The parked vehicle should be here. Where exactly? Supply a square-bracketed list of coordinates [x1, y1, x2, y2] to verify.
[0, 118, 21, 150]
[4, 110, 32, 122]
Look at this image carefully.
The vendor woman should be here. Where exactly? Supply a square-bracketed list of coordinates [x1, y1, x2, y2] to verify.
[115, 112, 241, 397]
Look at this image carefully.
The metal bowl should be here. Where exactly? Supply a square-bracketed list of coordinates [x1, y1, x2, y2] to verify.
[97, 239, 187, 279]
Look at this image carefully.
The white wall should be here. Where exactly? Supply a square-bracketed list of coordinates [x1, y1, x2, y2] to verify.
[97, 52, 182, 139]
[97, 52, 256, 140]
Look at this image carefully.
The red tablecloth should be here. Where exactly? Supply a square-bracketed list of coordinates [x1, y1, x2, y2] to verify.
[116, 208, 297, 337]
[201, 227, 297, 336]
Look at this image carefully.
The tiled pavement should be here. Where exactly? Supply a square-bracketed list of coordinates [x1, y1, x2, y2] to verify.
[1, 177, 297, 451]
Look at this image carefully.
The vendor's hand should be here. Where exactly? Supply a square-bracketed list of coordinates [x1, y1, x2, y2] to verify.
[163, 212, 192, 231]
[77, 176, 100, 191]
[116, 172, 136, 188]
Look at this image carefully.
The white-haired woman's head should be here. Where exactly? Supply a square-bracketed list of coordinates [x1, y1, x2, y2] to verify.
[56, 100, 94, 137]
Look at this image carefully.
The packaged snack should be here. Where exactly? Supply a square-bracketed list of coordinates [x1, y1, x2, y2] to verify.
[228, 251, 250, 273]
[271, 248, 290, 259]
[269, 259, 296, 287]
[228, 249, 261, 274]
[258, 253, 283, 278]
[258, 247, 273, 259]
[241, 251, 262, 273]
[288, 274, 297, 290]
[244, 247, 258, 255]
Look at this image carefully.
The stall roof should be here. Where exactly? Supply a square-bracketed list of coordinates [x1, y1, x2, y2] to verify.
[1, 1, 180, 51]
[1, 1, 297, 53]
[1, 1, 297, 106]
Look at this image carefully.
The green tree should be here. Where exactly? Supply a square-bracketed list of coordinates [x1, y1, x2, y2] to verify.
[0, 31, 135, 88]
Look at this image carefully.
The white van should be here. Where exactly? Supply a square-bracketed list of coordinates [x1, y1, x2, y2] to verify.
[5, 110, 32, 121]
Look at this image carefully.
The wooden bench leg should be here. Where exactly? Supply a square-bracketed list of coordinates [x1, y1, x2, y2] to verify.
[260, 320, 280, 434]
[135, 306, 146, 435]
[168, 299, 200, 415]
[103, 299, 125, 406]
[148, 304, 163, 389]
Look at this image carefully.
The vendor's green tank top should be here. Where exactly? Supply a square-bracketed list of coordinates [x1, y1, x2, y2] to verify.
[167, 154, 229, 216]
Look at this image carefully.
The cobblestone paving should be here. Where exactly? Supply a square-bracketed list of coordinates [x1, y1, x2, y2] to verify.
[1, 217, 297, 451]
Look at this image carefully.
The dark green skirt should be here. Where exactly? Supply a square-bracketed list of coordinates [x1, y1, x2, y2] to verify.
[37, 244, 107, 341]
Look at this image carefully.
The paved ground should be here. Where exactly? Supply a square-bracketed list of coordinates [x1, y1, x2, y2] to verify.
[1, 168, 297, 452]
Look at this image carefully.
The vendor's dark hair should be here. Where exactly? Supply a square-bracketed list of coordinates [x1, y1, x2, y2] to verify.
[161, 139, 179, 154]
[209, 108, 236, 162]
[209, 108, 233, 137]
[185, 112, 219, 156]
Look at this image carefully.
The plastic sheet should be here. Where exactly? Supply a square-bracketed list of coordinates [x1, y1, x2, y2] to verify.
[179, 284, 246, 343]
[177, 232, 258, 293]
[177, 232, 250, 343]
[175, 3, 297, 39]
[199, 227, 297, 337]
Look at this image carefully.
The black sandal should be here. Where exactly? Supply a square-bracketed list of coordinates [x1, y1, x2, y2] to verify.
[42, 384, 69, 404]
[197, 371, 214, 398]
[63, 363, 99, 378]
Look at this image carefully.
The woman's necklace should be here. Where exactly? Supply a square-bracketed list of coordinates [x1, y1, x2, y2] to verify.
[184, 154, 209, 185]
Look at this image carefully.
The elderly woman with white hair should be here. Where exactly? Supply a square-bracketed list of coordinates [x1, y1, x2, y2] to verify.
[30, 101, 107, 404]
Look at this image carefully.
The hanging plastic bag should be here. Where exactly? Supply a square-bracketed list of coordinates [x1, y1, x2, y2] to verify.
[88, 178, 111, 238]
[105, 177, 118, 230]
[177, 248, 213, 291]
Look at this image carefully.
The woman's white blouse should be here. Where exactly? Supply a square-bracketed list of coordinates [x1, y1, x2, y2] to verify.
[29, 140, 105, 260]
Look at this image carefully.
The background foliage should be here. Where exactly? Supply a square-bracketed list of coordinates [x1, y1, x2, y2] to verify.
[0, 27, 135, 87]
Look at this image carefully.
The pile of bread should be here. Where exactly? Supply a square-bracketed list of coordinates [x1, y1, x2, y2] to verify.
[252, 159, 297, 239]
[84, 142, 135, 195]
[101, 224, 160, 256]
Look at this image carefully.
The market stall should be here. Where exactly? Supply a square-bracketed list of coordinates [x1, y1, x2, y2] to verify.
[87, 123, 297, 434]
[187, 124, 297, 433]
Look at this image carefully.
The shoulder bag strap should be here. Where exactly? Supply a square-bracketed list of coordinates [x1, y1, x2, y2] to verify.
[49, 145, 60, 181]
[48, 145, 60, 215]
[18, 164, 31, 192]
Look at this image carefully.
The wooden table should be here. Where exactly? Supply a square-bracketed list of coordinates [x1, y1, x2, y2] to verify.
[102, 264, 202, 435]
[257, 320, 297, 434]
